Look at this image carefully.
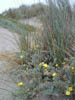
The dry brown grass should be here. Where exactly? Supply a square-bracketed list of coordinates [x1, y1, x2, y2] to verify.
[0, 52, 19, 70]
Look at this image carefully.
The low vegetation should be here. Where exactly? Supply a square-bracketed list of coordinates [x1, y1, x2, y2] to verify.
[2, 3, 46, 19]
[0, 16, 36, 33]
[0, 0, 75, 100]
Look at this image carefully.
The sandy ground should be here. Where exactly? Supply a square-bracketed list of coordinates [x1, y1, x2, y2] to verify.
[0, 61, 17, 100]
[0, 27, 19, 100]
[0, 27, 20, 53]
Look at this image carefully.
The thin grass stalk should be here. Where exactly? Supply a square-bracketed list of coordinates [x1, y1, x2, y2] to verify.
[41, 0, 73, 61]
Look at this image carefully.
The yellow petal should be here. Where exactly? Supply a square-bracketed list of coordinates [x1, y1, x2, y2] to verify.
[20, 56, 24, 59]
[43, 64, 48, 68]
[72, 66, 74, 70]
[39, 62, 44, 67]
[55, 64, 58, 67]
[69, 87, 72, 91]
[18, 82, 23, 87]
[66, 91, 70, 95]
[62, 62, 66, 65]
[52, 73, 56, 77]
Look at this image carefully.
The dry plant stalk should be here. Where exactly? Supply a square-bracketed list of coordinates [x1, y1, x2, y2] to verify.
[0, 52, 19, 70]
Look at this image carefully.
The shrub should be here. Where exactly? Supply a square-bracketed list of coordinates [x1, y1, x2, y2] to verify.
[12, 49, 75, 100]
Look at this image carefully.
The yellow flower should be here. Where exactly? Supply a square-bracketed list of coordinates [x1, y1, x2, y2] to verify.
[39, 63, 48, 68]
[20, 55, 24, 59]
[52, 73, 56, 77]
[62, 62, 66, 65]
[55, 64, 59, 67]
[39, 62, 44, 67]
[66, 91, 70, 95]
[43, 64, 48, 68]
[69, 87, 73, 91]
[71, 66, 74, 70]
[18, 82, 23, 87]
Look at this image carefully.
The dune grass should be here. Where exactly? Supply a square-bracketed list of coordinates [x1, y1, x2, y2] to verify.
[0, 16, 36, 34]
[0, 1, 75, 99]
[0, 15, 37, 51]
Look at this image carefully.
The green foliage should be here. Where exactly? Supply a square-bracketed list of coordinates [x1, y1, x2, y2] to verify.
[41, 0, 74, 63]
[5, 8, 21, 19]
[13, 86, 32, 100]
[1, 0, 74, 100]
[11, 1, 75, 97]
[0, 16, 36, 33]
[2, 3, 46, 19]
[12, 49, 75, 100]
